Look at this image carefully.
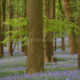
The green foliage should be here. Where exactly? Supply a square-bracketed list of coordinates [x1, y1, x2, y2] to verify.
[3, 16, 79, 44]
[44, 18, 79, 38]
[4, 17, 27, 28]
[2, 17, 27, 45]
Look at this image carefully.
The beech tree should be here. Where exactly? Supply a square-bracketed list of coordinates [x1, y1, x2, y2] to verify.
[8, 0, 13, 56]
[0, 1, 3, 58]
[0, 0, 6, 58]
[58, 0, 65, 51]
[26, 0, 44, 74]
[21, 0, 27, 56]
[44, 0, 55, 63]
[77, 0, 80, 69]
[63, 0, 77, 54]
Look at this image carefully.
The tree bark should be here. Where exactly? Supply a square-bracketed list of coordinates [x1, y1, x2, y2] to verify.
[21, 0, 27, 56]
[77, 7, 80, 69]
[63, 0, 77, 54]
[54, 37, 57, 51]
[58, 0, 65, 52]
[62, 37, 65, 51]
[26, 0, 44, 74]
[77, 19, 80, 69]
[44, 0, 55, 63]
[8, 0, 13, 56]
[0, 2, 3, 59]
[0, 0, 6, 58]
[2, 0, 6, 50]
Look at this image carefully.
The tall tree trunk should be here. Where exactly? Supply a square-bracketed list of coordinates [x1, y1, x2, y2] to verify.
[0, 2, 3, 59]
[8, 0, 13, 56]
[24, 0, 27, 56]
[16, 0, 19, 51]
[58, 0, 65, 51]
[21, 0, 27, 56]
[26, 0, 44, 74]
[77, 1, 80, 69]
[63, 0, 77, 54]
[44, 0, 55, 63]
[0, 0, 6, 58]
[77, 15, 80, 69]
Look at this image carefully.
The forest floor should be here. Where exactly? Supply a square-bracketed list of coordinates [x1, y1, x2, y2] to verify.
[0, 38, 80, 80]
[0, 48, 79, 80]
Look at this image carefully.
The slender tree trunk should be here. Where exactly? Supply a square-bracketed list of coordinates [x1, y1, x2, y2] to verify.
[0, 0, 6, 58]
[63, 0, 77, 54]
[77, 17, 80, 69]
[54, 37, 57, 51]
[2, 0, 6, 49]
[0, 2, 3, 59]
[77, 3, 80, 69]
[16, 0, 19, 51]
[58, 0, 65, 51]
[26, 0, 44, 74]
[21, 0, 27, 56]
[8, 0, 13, 56]
[44, 0, 55, 63]
[62, 37, 65, 51]
[22, 0, 27, 56]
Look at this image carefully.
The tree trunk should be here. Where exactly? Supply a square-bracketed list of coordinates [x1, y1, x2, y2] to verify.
[2, 0, 6, 52]
[26, 0, 44, 74]
[58, 0, 65, 52]
[54, 37, 57, 51]
[77, 21, 80, 69]
[77, 7, 80, 69]
[0, 2, 3, 59]
[8, 0, 13, 56]
[0, 0, 6, 58]
[24, 45, 27, 56]
[61, 37, 65, 51]
[63, 0, 77, 54]
[21, 0, 27, 55]
[44, 0, 55, 63]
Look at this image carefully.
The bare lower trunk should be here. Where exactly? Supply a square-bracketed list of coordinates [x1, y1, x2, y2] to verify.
[44, 32, 53, 63]
[26, 0, 44, 74]
[8, 40, 13, 56]
[78, 53, 80, 69]
[68, 31, 77, 54]
[54, 37, 57, 51]
[62, 37, 65, 51]
[24, 45, 27, 56]
[21, 42, 25, 52]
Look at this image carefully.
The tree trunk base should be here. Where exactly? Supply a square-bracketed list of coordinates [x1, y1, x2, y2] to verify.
[78, 53, 80, 69]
